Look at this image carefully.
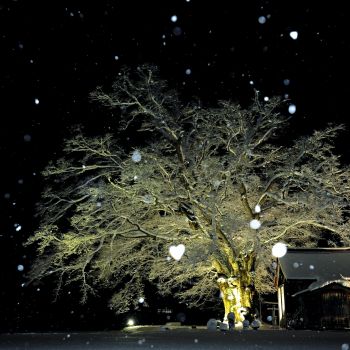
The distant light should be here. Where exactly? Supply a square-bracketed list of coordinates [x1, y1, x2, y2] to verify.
[249, 219, 261, 230]
[258, 16, 267, 24]
[272, 243, 287, 258]
[34, 98, 40, 105]
[288, 104, 296, 114]
[17, 264, 24, 272]
[127, 319, 135, 326]
[289, 31, 298, 40]
[170, 15, 178, 23]
[283, 78, 290, 86]
[185, 68, 192, 75]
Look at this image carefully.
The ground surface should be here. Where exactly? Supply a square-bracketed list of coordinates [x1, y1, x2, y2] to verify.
[0, 326, 349, 349]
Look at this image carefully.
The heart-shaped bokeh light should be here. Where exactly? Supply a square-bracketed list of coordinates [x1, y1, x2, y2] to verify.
[169, 244, 185, 261]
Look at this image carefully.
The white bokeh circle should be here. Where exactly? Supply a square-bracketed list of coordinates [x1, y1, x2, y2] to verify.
[272, 242, 287, 258]
[249, 219, 261, 230]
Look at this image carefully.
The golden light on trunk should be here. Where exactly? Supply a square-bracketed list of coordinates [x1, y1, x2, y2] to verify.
[218, 277, 252, 322]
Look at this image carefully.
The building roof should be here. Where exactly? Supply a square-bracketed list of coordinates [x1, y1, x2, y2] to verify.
[278, 248, 350, 296]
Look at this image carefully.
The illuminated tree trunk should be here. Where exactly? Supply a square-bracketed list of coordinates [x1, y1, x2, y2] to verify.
[218, 277, 252, 322]
[216, 254, 255, 323]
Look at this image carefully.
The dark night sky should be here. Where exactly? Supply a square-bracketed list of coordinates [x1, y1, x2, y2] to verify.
[1, 0, 350, 332]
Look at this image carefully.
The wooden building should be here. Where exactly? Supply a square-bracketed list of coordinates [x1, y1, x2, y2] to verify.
[276, 248, 350, 329]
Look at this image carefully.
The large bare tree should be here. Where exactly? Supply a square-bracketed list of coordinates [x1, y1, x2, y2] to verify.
[26, 65, 350, 323]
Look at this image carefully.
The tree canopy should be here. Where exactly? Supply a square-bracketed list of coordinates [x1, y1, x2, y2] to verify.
[26, 65, 350, 320]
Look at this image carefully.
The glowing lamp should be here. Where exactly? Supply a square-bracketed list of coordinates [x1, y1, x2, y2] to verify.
[127, 319, 135, 326]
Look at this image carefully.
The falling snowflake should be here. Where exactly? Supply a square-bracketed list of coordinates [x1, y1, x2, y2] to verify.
[289, 31, 298, 40]
[142, 194, 154, 204]
[17, 264, 24, 271]
[249, 219, 261, 230]
[272, 242, 287, 258]
[24, 134, 32, 142]
[170, 15, 178, 23]
[185, 68, 192, 75]
[254, 204, 261, 213]
[212, 180, 221, 189]
[131, 150, 142, 162]
[258, 16, 266, 24]
[34, 98, 40, 105]
[288, 104, 296, 114]
[138, 338, 146, 345]
[283, 78, 290, 86]
[173, 26, 182, 36]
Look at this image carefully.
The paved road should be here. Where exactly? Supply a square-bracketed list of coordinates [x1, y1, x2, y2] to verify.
[0, 328, 349, 349]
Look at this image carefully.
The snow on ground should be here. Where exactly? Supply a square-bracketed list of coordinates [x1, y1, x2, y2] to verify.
[0, 327, 349, 349]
